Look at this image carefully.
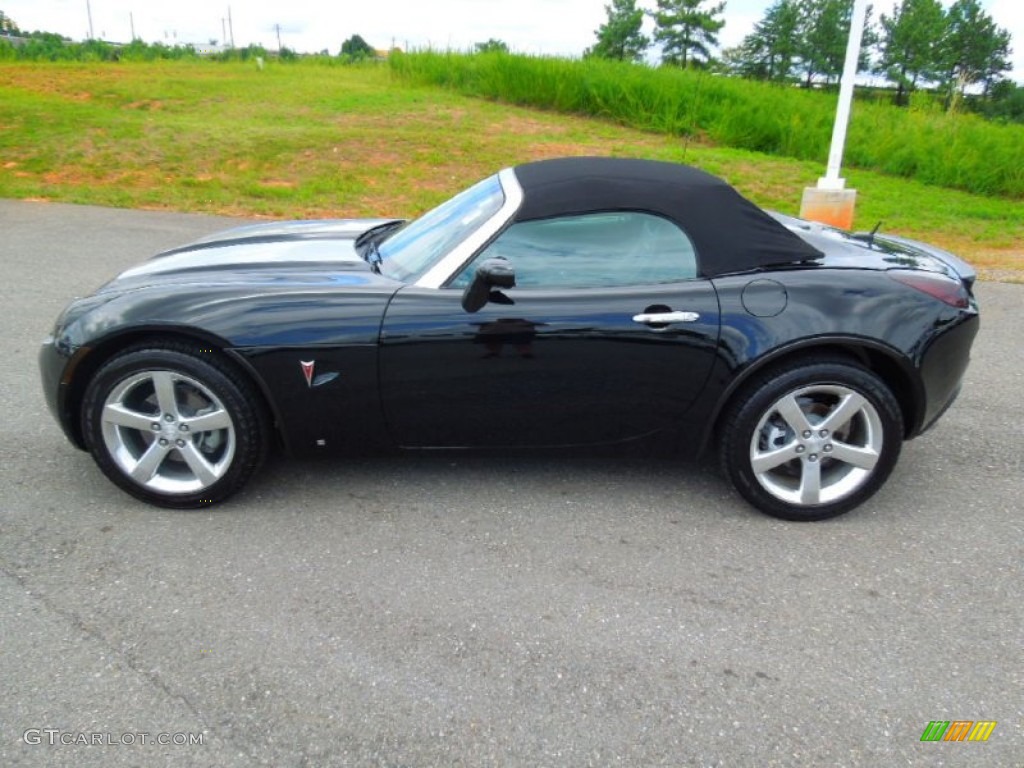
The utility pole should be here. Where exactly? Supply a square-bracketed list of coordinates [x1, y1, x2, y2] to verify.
[227, 6, 235, 48]
[86, 0, 94, 39]
[129, 12, 135, 41]
[275, 23, 282, 52]
[222, 17, 226, 47]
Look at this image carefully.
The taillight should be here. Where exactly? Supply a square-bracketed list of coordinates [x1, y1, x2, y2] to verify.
[888, 270, 970, 308]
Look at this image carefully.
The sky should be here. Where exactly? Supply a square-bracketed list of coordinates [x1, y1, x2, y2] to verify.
[4, 0, 1022, 82]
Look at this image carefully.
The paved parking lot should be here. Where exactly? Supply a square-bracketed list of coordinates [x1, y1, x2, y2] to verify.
[1, 199, 1021, 766]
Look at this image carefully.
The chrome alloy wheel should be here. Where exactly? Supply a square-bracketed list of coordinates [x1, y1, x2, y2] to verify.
[749, 384, 884, 507]
[100, 369, 237, 495]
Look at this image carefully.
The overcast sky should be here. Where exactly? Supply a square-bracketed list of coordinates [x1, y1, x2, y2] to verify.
[4, 0, 1022, 81]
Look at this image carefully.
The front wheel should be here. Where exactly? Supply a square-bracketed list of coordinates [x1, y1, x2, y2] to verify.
[82, 343, 269, 508]
[719, 361, 904, 521]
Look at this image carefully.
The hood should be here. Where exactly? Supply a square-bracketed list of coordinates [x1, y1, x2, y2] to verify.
[183, 218, 399, 248]
[113, 218, 399, 283]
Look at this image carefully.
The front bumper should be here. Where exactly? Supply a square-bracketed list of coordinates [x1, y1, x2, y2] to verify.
[39, 336, 87, 450]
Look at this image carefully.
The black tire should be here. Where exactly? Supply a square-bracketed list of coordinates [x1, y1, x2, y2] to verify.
[719, 360, 903, 521]
[81, 342, 269, 508]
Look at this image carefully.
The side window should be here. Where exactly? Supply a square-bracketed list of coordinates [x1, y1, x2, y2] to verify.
[449, 211, 698, 290]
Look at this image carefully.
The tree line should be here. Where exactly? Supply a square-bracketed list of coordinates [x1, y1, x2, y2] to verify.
[0, 32, 283, 63]
[0, 11, 381, 62]
[587, 0, 1018, 115]
[2, 4, 1018, 122]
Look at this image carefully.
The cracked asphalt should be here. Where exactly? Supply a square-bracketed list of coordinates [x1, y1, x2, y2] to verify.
[1, 199, 1021, 767]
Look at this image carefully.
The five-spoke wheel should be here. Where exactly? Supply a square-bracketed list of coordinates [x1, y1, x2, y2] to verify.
[82, 344, 268, 507]
[721, 361, 902, 521]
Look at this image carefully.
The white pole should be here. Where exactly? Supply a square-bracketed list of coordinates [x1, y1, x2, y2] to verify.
[818, 0, 869, 190]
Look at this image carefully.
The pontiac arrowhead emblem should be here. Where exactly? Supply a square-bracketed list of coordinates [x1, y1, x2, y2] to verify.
[300, 360, 315, 388]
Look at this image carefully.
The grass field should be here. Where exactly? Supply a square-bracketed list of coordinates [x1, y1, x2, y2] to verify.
[0, 59, 1020, 280]
[392, 51, 1024, 199]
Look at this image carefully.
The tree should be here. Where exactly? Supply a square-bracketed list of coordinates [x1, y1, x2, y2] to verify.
[650, 0, 725, 68]
[876, 0, 947, 105]
[794, 0, 874, 87]
[0, 10, 21, 35]
[474, 38, 509, 53]
[586, 0, 649, 62]
[340, 34, 374, 59]
[976, 79, 1024, 123]
[941, 0, 1012, 106]
[732, 0, 801, 81]
[19, 31, 74, 60]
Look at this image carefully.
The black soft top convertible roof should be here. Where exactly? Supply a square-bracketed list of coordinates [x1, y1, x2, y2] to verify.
[512, 157, 822, 277]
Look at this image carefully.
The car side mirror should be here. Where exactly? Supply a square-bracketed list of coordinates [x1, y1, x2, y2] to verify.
[461, 257, 516, 313]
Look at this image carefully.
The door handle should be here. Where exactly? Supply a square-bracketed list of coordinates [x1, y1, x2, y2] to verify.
[632, 310, 700, 325]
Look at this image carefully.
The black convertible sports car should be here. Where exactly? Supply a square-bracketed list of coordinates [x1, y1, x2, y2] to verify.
[40, 157, 979, 520]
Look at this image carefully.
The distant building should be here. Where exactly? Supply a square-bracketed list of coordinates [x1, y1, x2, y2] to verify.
[193, 43, 228, 56]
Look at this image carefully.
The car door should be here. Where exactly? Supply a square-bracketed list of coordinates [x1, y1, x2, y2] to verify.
[378, 211, 721, 448]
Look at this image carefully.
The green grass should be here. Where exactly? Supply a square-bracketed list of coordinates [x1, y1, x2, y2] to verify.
[0, 58, 1020, 279]
[390, 51, 1024, 200]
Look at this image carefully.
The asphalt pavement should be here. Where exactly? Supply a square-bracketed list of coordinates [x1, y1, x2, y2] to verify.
[1, 199, 1021, 767]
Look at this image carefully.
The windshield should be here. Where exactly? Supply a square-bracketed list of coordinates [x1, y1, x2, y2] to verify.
[377, 174, 505, 283]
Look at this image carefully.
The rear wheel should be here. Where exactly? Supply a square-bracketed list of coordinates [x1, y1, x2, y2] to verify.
[720, 361, 903, 521]
[82, 343, 269, 508]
